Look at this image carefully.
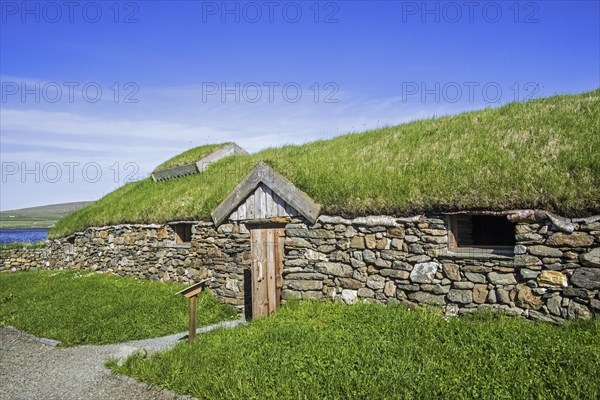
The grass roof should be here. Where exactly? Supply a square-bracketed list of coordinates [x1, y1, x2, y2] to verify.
[153, 143, 231, 172]
[50, 89, 600, 238]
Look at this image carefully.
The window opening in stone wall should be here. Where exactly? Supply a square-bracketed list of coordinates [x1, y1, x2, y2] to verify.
[65, 236, 75, 255]
[173, 223, 193, 244]
[448, 215, 515, 249]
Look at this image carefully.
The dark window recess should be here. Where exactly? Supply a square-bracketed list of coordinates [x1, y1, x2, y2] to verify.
[450, 215, 515, 248]
[64, 236, 76, 255]
[173, 224, 193, 244]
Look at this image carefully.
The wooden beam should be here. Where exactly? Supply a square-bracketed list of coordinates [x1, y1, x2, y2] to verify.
[176, 278, 214, 298]
[188, 295, 197, 342]
[243, 217, 291, 226]
[176, 278, 215, 342]
[447, 215, 458, 249]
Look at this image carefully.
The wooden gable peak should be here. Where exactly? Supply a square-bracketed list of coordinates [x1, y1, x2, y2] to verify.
[211, 161, 320, 226]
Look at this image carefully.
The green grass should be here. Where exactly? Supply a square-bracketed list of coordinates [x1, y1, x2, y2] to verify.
[51, 90, 600, 238]
[0, 216, 59, 229]
[153, 143, 230, 172]
[109, 301, 600, 400]
[0, 270, 237, 346]
[0, 241, 46, 251]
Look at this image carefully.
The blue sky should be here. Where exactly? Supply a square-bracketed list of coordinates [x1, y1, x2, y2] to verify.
[1, 0, 599, 210]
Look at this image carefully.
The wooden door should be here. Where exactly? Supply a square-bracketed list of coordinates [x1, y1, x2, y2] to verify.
[250, 227, 284, 318]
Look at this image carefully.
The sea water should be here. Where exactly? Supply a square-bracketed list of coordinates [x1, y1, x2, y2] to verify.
[0, 228, 49, 244]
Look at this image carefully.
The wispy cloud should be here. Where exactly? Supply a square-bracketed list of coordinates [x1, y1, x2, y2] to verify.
[1, 109, 227, 141]
[1, 77, 474, 210]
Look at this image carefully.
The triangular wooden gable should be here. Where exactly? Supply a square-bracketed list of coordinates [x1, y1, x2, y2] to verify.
[211, 161, 321, 226]
[228, 183, 300, 221]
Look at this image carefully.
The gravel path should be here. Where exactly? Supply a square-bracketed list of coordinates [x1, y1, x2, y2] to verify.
[0, 320, 247, 400]
[126, 319, 246, 353]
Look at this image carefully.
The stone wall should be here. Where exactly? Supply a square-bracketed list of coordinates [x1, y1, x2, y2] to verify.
[1, 249, 49, 271]
[281, 214, 600, 322]
[1, 223, 251, 315]
[1, 213, 599, 321]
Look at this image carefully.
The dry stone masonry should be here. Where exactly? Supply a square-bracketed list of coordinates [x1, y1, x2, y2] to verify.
[1, 249, 48, 271]
[280, 214, 600, 322]
[2, 223, 251, 314]
[2, 213, 599, 322]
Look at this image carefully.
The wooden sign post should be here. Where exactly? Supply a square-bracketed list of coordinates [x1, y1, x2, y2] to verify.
[176, 278, 213, 342]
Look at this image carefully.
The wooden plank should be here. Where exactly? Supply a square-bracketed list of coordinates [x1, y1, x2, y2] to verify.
[242, 217, 291, 227]
[250, 229, 257, 316]
[255, 184, 261, 218]
[254, 185, 262, 220]
[259, 184, 267, 219]
[235, 200, 242, 220]
[211, 161, 321, 226]
[265, 229, 277, 315]
[273, 191, 286, 217]
[269, 229, 280, 314]
[272, 190, 280, 216]
[267, 188, 274, 216]
[259, 228, 269, 316]
[251, 230, 259, 317]
[274, 228, 284, 308]
[188, 296, 197, 342]
[272, 187, 279, 216]
[448, 215, 458, 249]
[252, 229, 269, 318]
[265, 185, 274, 218]
[237, 200, 246, 220]
[245, 194, 253, 220]
[175, 278, 213, 298]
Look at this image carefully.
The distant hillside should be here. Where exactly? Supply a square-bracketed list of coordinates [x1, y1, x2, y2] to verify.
[51, 89, 600, 239]
[1, 201, 93, 229]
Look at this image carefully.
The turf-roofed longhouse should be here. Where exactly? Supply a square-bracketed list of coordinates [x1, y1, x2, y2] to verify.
[11, 89, 598, 321]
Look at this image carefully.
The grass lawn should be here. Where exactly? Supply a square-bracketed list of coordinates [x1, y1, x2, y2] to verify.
[51, 89, 600, 238]
[110, 301, 600, 400]
[0, 270, 237, 346]
[0, 241, 46, 250]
